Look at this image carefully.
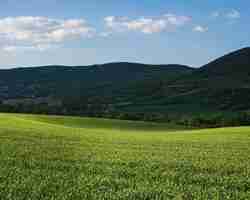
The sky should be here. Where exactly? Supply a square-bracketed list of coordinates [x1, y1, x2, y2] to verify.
[0, 0, 249, 68]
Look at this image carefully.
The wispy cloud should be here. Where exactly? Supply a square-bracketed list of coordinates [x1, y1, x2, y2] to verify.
[193, 25, 208, 33]
[104, 14, 191, 34]
[226, 9, 240, 19]
[99, 31, 112, 37]
[211, 11, 220, 18]
[211, 9, 241, 20]
[0, 16, 95, 52]
[2, 44, 58, 53]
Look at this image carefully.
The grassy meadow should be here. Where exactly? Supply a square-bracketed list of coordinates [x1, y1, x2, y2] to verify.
[0, 113, 249, 199]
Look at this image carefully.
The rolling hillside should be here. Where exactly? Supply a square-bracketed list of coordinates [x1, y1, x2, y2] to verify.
[0, 113, 249, 199]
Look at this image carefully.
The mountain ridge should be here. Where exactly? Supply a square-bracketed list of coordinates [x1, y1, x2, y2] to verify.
[0, 62, 194, 71]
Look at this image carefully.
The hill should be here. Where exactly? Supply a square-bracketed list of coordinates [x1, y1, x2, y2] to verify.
[0, 62, 192, 99]
[200, 47, 250, 76]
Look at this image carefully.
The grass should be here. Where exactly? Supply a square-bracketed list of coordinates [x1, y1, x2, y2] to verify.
[0, 113, 249, 199]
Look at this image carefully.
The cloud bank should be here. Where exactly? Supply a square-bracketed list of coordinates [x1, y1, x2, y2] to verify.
[0, 16, 95, 52]
[104, 14, 191, 34]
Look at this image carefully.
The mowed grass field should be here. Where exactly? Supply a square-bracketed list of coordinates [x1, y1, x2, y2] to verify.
[0, 113, 249, 199]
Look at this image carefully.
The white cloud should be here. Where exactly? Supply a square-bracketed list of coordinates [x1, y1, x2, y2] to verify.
[163, 14, 191, 26]
[193, 25, 208, 33]
[104, 14, 191, 34]
[0, 16, 95, 52]
[226, 9, 240, 19]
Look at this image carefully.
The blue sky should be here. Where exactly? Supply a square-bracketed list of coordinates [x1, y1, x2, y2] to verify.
[0, 0, 249, 68]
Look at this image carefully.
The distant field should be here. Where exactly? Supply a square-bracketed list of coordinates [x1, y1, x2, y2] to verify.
[0, 113, 249, 199]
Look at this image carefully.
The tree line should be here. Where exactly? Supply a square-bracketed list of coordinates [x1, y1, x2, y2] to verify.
[0, 100, 250, 128]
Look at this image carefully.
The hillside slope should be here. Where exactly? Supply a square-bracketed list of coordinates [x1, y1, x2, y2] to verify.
[0, 113, 249, 199]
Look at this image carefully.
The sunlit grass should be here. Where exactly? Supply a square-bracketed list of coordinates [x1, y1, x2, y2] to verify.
[0, 113, 249, 199]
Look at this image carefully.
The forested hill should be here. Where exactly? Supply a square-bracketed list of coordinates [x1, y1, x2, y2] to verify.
[0, 63, 193, 99]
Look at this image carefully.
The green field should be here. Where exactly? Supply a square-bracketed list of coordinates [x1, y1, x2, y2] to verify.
[0, 113, 249, 199]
